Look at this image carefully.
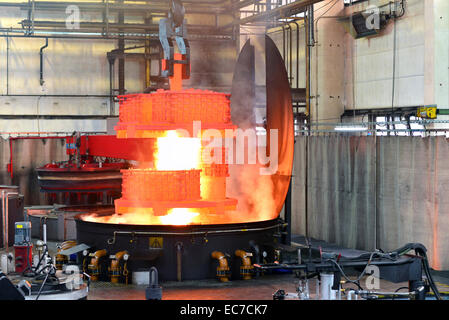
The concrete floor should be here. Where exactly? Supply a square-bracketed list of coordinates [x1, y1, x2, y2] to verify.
[88, 275, 298, 300]
[87, 273, 449, 300]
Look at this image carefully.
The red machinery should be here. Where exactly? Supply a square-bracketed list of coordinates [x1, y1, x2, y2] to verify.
[36, 135, 156, 205]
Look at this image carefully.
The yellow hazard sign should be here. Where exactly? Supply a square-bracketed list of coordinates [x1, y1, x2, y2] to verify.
[149, 237, 163, 249]
[417, 106, 437, 119]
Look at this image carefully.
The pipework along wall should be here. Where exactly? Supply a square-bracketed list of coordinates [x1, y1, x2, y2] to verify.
[0, 5, 237, 204]
[268, 0, 347, 125]
[0, 37, 116, 133]
[344, 0, 428, 110]
[0, 6, 237, 134]
[267, 22, 307, 92]
[0, 137, 67, 205]
[266, 0, 447, 124]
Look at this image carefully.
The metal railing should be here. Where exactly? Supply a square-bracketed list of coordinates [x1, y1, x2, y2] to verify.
[294, 120, 449, 136]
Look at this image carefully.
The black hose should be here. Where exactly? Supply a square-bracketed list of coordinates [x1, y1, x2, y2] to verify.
[420, 254, 442, 300]
[297, 271, 319, 280]
[34, 265, 59, 300]
[22, 244, 48, 277]
[394, 243, 442, 300]
[35, 269, 50, 300]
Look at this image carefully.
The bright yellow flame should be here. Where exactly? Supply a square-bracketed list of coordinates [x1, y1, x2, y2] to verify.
[155, 131, 201, 170]
[83, 208, 200, 225]
[159, 208, 200, 225]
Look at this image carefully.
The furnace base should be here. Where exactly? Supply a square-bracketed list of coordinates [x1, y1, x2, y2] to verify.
[75, 215, 281, 281]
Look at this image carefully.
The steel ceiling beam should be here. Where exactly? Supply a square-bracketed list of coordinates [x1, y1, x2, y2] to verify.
[19, 20, 230, 36]
[0, 1, 228, 14]
[221, 0, 324, 29]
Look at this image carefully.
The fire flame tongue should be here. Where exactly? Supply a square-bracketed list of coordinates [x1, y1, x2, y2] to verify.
[154, 131, 202, 225]
[160, 208, 200, 225]
[155, 131, 201, 170]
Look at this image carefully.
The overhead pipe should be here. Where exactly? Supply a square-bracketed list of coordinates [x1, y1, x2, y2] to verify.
[0, 1, 229, 14]
[305, 5, 314, 119]
[19, 20, 227, 34]
[289, 23, 293, 86]
[0, 30, 157, 41]
[117, 0, 125, 96]
[39, 37, 48, 86]
[281, 21, 299, 87]
[0, 94, 111, 97]
[1, 191, 6, 250]
[281, 24, 286, 61]
[307, 4, 315, 47]
[1, 192, 19, 253]
[313, 0, 341, 125]
[6, 35, 9, 95]
[0, 28, 232, 42]
[292, 20, 300, 90]
[105, 0, 109, 37]
[220, 0, 324, 29]
[108, 56, 115, 116]
[26, 0, 36, 35]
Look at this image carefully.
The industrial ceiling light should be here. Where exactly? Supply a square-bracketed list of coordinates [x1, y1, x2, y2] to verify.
[346, 0, 405, 39]
[351, 10, 389, 38]
[334, 125, 368, 132]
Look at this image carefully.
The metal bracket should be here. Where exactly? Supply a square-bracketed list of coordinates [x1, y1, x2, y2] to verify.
[159, 15, 190, 79]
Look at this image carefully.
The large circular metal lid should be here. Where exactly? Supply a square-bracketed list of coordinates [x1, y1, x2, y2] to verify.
[229, 35, 294, 219]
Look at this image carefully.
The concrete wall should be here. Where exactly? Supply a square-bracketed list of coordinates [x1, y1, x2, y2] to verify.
[0, 138, 67, 205]
[0, 5, 236, 134]
[0, 4, 237, 204]
[266, 0, 448, 123]
[0, 36, 117, 133]
[344, 0, 427, 110]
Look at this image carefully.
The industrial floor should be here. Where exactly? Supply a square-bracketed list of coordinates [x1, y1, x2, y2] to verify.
[3, 238, 449, 300]
[87, 273, 449, 300]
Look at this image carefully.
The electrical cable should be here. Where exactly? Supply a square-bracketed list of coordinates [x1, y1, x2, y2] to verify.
[315, 0, 339, 21]
[326, 259, 363, 290]
[34, 263, 59, 300]
[313, 0, 338, 14]
[326, 250, 400, 292]
[421, 254, 442, 300]
[35, 266, 51, 300]
[392, 286, 410, 300]
[394, 286, 409, 293]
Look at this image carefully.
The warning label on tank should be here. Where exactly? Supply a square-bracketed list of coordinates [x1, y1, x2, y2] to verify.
[149, 237, 163, 249]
